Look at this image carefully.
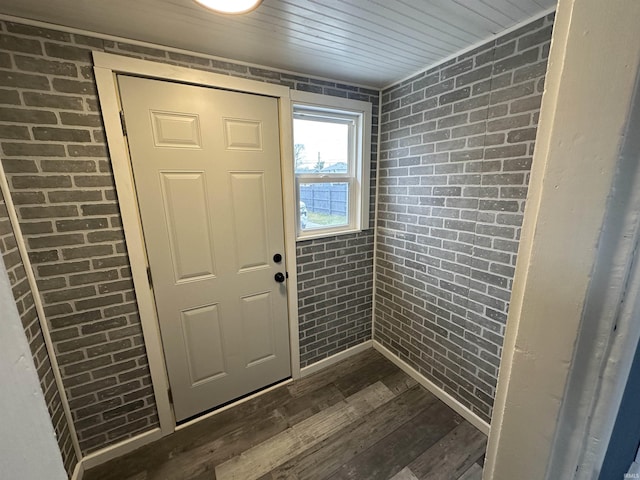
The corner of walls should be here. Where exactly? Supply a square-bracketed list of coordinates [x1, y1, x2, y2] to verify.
[370, 91, 385, 346]
[373, 340, 490, 435]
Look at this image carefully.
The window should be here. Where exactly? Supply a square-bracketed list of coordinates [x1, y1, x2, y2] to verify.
[291, 91, 372, 239]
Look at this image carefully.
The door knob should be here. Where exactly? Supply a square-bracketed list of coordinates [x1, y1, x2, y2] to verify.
[274, 272, 285, 283]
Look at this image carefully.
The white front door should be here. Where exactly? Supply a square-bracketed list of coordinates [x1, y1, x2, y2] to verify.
[118, 75, 291, 422]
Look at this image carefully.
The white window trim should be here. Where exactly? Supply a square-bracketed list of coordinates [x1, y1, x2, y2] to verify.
[291, 90, 372, 241]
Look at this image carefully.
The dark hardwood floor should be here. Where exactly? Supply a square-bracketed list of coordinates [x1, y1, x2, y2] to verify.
[84, 348, 486, 480]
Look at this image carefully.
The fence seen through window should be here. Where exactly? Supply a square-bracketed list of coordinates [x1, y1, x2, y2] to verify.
[299, 182, 349, 229]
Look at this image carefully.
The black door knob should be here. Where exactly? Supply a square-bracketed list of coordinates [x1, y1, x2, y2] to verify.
[274, 272, 285, 283]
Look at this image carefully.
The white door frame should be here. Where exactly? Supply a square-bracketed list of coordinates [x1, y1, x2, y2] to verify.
[93, 51, 301, 436]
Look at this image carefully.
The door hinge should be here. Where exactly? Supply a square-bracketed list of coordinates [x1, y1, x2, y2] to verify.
[167, 388, 173, 404]
[119, 110, 127, 136]
[146, 266, 153, 288]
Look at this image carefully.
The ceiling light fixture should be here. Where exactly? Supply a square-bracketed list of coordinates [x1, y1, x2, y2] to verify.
[193, 0, 263, 14]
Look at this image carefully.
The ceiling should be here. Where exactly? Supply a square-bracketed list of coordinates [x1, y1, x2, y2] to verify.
[0, 0, 556, 88]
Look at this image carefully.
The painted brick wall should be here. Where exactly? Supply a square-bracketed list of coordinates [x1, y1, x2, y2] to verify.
[0, 19, 378, 453]
[375, 15, 553, 422]
[297, 230, 374, 367]
[0, 187, 77, 476]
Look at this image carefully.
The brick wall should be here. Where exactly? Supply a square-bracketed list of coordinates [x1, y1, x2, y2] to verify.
[375, 15, 553, 422]
[0, 19, 378, 453]
[0, 187, 77, 476]
[297, 230, 374, 366]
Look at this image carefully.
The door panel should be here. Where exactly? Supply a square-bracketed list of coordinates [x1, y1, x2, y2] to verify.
[241, 292, 276, 367]
[181, 304, 226, 385]
[230, 173, 270, 272]
[160, 172, 217, 282]
[223, 118, 263, 150]
[118, 75, 291, 421]
[151, 111, 202, 148]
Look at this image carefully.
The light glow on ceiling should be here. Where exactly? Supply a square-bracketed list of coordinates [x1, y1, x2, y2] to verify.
[193, 0, 263, 14]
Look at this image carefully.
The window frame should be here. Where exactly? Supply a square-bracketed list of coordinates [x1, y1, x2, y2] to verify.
[291, 90, 372, 240]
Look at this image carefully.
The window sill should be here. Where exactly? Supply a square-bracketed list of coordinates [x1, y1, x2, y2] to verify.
[296, 226, 364, 242]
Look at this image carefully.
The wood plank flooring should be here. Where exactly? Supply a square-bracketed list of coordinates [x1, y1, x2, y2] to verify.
[84, 349, 486, 480]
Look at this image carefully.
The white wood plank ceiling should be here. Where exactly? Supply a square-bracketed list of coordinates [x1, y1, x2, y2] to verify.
[0, 0, 556, 88]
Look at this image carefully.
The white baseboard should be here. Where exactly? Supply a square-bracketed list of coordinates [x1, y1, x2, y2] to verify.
[373, 340, 491, 436]
[80, 428, 162, 471]
[71, 461, 84, 480]
[300, 340, 373, 377]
